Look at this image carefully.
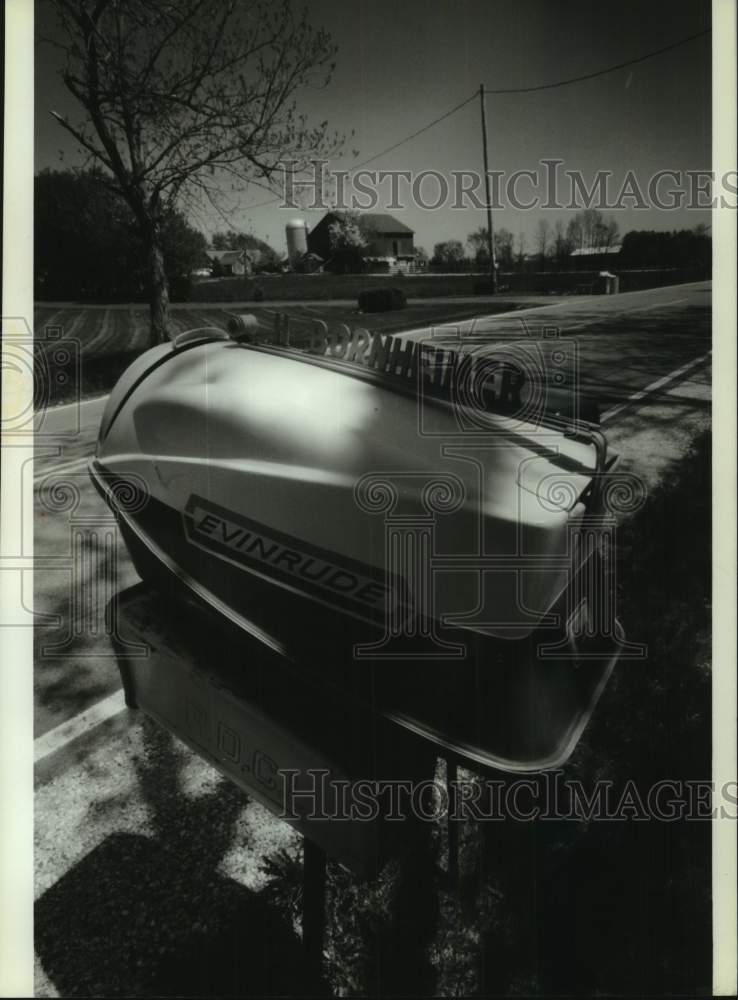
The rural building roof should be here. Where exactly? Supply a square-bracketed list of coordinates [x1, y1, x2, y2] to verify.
[360, 212, 414, 235]
[207, 249, 251, 263]
[313, 211, 414, 235]
[570, 245, 622, 256]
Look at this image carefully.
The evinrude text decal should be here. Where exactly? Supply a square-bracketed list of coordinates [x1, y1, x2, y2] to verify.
[183, 495, 407, 623]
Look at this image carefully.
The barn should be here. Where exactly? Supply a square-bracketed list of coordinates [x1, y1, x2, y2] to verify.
[306, 212, 416, 269]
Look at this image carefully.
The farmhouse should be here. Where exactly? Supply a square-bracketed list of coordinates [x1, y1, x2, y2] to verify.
[306, 212, 416, 268]
[207, 248, 253, 276]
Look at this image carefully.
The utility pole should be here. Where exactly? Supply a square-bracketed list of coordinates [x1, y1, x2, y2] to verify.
[479, 84, 497, 292]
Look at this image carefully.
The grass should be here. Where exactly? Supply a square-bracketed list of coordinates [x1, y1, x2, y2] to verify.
[186, 267, 709, 302]
[189, 271, 493, 302]
[34, 299, 529, 406]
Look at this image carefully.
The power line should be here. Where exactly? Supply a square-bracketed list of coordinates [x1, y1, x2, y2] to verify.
[240, 92, 478, 211]
[348, 92, 477, 172]
[241, 193, 282, 211]
[239, 28, 710, 212]
[483, 28, 710, 95]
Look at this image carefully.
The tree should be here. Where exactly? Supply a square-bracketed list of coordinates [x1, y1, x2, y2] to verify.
[534, 219, 551, 269]
[552, 218, 571, 267]
[566, 209, 619, 251]
[467, 226, 513, 270]
[619, 228, 710, 268]
[581, 209, 619, 248]
[35, 166, 132, 299]
[35, 167, 207, 300]
[494, 228, 515, 270]
[46, 0, 342, 342]
[211, 231, 281, 272]
[467, 226, 491, 264]
[163, 213, 210, 292]
[326, 211, 370, 273]
[431, 240, 466, 268]
[601, 216, 620, 248]
[566, 215, 584, 251]
[515, 232, 527, 267]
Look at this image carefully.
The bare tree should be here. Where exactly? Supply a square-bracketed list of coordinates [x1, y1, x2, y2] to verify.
[552, 218, 570, 267]
[534, 218, 551, 270]
[468, 225, 514, 270]
[432, 240, 467, 268]
[46, 0, 343, 341]
[467, 226, 490, 263]
[494, 227, 515, 270]
[577, 209, 620, 250]
[600, 217, 620, 248]
[566, 215, 584, 251]
[515, 232, 527, 268]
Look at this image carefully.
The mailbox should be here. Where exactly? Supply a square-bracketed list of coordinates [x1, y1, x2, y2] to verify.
[112, 584, 436, 877]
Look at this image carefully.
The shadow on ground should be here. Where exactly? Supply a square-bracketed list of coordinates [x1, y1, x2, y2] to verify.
[35, 832, 321, 997]
[35, 719, 326, 997]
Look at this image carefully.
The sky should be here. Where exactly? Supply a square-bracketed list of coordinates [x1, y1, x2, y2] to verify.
[34, 0, 713, 257]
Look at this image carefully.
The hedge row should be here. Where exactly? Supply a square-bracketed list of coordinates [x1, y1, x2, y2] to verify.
[357, 286, 407, 312]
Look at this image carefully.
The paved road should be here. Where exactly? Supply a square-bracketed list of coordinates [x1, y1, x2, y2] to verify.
[401, 280, 711, 408]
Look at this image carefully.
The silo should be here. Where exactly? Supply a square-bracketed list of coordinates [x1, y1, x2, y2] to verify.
[285, 218, 308, 262]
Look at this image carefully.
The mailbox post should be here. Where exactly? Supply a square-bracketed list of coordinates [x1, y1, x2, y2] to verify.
[110, 582, 440, 981]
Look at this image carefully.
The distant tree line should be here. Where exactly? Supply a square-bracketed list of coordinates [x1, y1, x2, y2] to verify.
[35, 168, 209, 301]
[428, 209, 710, 272]
[35, 169, 284, 300]
[36, 171, 711, 298]
[619, 226, 711, 268]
